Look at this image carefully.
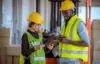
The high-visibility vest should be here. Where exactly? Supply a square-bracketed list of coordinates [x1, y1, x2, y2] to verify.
[59, 15, 88, 62]
[20, 32, 46, 64]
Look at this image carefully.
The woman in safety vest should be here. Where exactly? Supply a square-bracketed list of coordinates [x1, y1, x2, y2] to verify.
[20, 12, 46, 64]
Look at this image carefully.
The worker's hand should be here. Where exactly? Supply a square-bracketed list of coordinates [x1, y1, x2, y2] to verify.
[59, 37, 69, 43]
[34, 44, 45, 50]
[58, 35, 66, 39]
[47, 43, 55, 50]
[50, 39, 59, 45]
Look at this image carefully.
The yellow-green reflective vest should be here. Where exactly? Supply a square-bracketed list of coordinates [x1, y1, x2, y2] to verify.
[59, 15, 88, 62]
[20, 32, 46, 64]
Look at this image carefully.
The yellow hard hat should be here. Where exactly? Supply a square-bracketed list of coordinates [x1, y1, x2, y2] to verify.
[60, 0, 76, 11]
[27, 12, 44, 24]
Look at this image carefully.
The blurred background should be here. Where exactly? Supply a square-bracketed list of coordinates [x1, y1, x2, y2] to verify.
[0, 0, 100, 64]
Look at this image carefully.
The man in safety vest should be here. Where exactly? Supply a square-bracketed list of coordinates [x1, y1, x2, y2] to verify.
[57, 0, 90, 64]
[20, 12, 47, 64]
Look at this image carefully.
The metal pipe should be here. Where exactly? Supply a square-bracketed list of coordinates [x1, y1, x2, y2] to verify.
[36, 0, 40, 13]
[49, 0, 63, 32]
[50, 2, 54, 32]
[53, 2, 56, 32]
[76, 2, 79, 15]
[57, 2, 61, 27]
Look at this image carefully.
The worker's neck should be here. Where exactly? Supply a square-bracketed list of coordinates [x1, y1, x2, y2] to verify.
[65, 17, 71, 22]
[65, 14, 75, 21]
[28, 27, 35, 32]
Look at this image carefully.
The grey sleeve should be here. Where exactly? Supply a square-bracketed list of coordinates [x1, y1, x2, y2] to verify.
[77, 22, 90, 44]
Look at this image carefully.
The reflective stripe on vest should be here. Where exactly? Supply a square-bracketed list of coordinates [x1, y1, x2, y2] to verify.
[32, 42, 40, 46]
[69, 18, 78, 40]
[59, 50, 88, 54]
[34, 57, 45, 61]
[59, 15, 88, 62]
[58, 58, 81, 62]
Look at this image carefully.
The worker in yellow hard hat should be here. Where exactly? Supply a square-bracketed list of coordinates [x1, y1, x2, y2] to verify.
[20, 12, 48, 64]
[56, 0, 90, 64]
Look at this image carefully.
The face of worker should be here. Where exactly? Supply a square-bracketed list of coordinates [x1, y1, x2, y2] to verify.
[62, 9, 74, 20]
[31, 24, 41, 32]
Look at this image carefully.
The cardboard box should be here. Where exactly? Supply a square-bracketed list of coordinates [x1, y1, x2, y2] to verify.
[94, 40, 100, 51]
[0, 37, 10, 47]
[92, 20, 100, 64]
[7, 46, 21, 56]
[92, 30, 100, 40]
[13, 56, 19, 64]
[92, 20, 100, 30]
[93, 51, 100, 64]
[0, 28, 10, 33]
[0, 55, 6, 64]
[0, 28, 10, 47]
[7, 56, 12, 64]
[0, 47, 7, 55]
[0, 38, 1, 46]
[0, 28, 10, 38]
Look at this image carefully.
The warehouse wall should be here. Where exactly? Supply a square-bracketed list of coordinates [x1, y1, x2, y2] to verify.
[2, 0, 12, 28]
[92, 20, 100, 64]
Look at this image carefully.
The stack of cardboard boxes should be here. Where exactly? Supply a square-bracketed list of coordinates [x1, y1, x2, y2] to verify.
[92, 20, 100, 64]
[0, 28, 10, 46]
[0, 28, 10, 64]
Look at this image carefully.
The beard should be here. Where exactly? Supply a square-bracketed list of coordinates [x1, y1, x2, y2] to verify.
[64, 16, 70, 20]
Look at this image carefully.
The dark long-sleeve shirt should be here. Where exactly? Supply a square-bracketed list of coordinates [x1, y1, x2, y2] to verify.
[21, 30, 39, 57]
[21, 30, 42, 64]
[22, 30, 55, 62]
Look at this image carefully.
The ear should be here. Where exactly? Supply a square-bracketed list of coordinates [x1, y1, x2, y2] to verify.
[71, 9, 75, 15]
